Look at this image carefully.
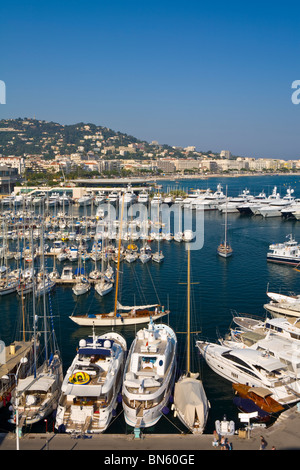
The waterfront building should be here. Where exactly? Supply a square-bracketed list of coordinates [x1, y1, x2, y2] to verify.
[0, 164, 19, 195]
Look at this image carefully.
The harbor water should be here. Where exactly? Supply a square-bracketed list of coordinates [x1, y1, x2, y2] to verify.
[1, 174, 300, 436]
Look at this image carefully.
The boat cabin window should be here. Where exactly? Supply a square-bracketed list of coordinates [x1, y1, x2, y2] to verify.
[291, 333, 300, 340]
[222, 352, 251, 369]
[141, 356, 157, 369]
[266, 323, 283, 333]
[221, 352, 260, 378]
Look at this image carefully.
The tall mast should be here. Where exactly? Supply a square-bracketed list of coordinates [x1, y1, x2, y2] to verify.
[41, 219, 48, 362]
[31, 229, 37, 378]
[187, 244, 191, 374]
[114, 194, 125, 316]
[224, 185, 228, 249]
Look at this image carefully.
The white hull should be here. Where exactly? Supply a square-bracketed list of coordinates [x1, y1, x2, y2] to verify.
[0, 283, 18, 295]
[15, 354, 63, 426]
[122, 322, 177, 428]
[72, 282, 90, 296]
[152, 252, 164, 263]
[267, 292, 300, 304]
[139, 254, 151, 264]
[122, 392, 171, 428]
[264, 302, 300, 319]
[69, 310, 167, 326]
[197, 341, 299, 405]
[95, 281, 113, 296]
[218, 251, 233, 258]
[173, 375, 210, 434]
[55, 332, 126, 434]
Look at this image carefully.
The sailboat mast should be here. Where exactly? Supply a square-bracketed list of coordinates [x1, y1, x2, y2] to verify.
[224, 185, 228, 248]
[21, 284, 25, 342]
[41, 219, 48, 362]
[114, 194, 125, 316]
[187, 245, 191, 374]
[31, 229, 37, 378]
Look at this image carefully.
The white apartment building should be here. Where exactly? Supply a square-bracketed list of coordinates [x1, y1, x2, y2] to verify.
[0, 156, 25, 174]
[220, 150, 231, 159]
[174, 159, 200, 171]
[217, 159, 246, 171]
[199, 160, 219, 172]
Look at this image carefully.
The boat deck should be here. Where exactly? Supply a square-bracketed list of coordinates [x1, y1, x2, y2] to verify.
[0, 341, 33, 377]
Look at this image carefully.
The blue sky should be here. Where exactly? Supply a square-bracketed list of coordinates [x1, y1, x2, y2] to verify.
[1, 0, 300, 158]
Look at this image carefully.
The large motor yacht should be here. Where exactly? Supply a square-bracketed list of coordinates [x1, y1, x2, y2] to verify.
[267, 234, 300, 266]
[196, 340, 300, 406]
[55, 330, 127, 434]
[122, 320, 177, 429]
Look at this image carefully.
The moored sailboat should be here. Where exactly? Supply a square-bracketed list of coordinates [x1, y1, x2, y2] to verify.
[217, 186, 233, 258]
[69, 196, 168, 326]
[9, 233, 63, 427]
[172, 246, 210, 434]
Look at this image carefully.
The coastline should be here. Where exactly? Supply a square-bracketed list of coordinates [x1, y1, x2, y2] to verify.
[154, 172, 300, 181]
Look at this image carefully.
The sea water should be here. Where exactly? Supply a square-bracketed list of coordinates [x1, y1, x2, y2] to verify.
[1, 174, 300, 435]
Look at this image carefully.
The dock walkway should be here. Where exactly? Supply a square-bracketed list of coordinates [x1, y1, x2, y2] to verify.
[1, 406, 300, 451]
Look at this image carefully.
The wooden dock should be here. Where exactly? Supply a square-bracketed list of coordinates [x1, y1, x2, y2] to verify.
[54, 278, 98, 285]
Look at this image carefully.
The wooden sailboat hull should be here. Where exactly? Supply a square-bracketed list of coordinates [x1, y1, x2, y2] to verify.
[69, 310, 168, 326]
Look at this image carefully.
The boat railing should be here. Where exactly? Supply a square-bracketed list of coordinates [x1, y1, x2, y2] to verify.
[231, 311, 267, 322]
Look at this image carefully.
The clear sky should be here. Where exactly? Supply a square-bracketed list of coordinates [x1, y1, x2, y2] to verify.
[1, 0, 300, 158]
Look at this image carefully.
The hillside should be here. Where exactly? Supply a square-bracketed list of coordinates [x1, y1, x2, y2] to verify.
[0, 118, 158, 159]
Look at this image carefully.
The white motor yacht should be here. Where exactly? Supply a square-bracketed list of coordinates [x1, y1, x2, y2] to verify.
[196, 340, 300, 405]
[67, 246, 79, 262]
[50, 241, 66, 255]
[59, 192, 71, 206]
[238, 186, 281, 215]
[55, 330, 127, 434]
[232, 314, 300, 344]
[182, 189, 205, 207]
[107, 191, 119, 205]
[218, 189, 252, 214]
[164, 194, 175, 205]
[138, 191, 149, 204]
[193, 184, 226, 211]
[267, 234, 300, 266]
[123, 185, 137, 205]
[256, 188, 295, 217]
[150, 194, 163, 206]
[264, 300, 300, 320]
[61, 266, 74, 281]
[122, 320, 177, 428]
[46, 193, 60, 207]
[78, 194, 93, 206]
[94, 191, 106, 206]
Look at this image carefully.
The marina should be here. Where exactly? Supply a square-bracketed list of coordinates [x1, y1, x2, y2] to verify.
[1, 174, 300, 449]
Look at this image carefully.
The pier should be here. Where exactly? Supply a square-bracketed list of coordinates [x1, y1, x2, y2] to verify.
[1, 405, 300, 450]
